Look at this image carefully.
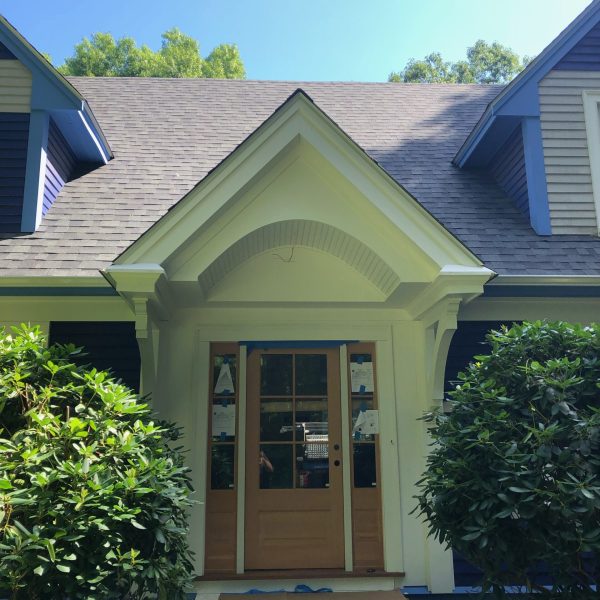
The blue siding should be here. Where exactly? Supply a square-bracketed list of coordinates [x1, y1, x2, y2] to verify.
[0, 113, 29, 233]
[555, 21, 600, 70]
[445, 321, 514, 393]
[489, 126, 529, 217]
[43, 119, 75, 215]
[49, 321, 141, 393]
[0, 42, 15, 60]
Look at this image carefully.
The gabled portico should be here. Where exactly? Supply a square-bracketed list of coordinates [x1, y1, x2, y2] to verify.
[104, 89, 492, 595]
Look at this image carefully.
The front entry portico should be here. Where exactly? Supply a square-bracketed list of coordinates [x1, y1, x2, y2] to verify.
[104, 90, 493, 594]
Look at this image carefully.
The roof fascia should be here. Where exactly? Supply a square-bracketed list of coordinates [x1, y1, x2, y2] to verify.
[0, 16, 112, 162]
[484, 274, 600, 298]
[0, 275, 117, 296]
[455, 0, 600, 167]
[0, 15, 82, 111]
[116, 90, 482, 269]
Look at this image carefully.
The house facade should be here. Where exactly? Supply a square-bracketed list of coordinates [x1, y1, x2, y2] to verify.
[1, 4, 600, 598]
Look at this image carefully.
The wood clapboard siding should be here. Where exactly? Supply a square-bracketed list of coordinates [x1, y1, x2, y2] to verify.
[0, 60, 31, 112]
[48, 322, 141, 393]
[43, 119, 76, 215]
[0, 113, 29, 232]
[489, 126, 529, 216]
[539, 70, 600, 234]
[555, 21, 600, 71]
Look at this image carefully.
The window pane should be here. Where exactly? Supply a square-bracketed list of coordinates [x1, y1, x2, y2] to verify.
[211, 445, 235, 489]
[211, 398, 236, 442]
[260, 398, 293, 441]
[351, 398, 375, 441]
[260, 444, 293, 489]
[295, 354, 327, 395]
[260, 354, 292, 396]
[213, 354, 236, 396]
[297, 443, 329, 489]
[353, 443, 376, 488]
[295, 398, 328, 441]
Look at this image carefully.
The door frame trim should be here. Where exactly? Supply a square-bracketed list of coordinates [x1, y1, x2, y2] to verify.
[193, 322, 403, 577]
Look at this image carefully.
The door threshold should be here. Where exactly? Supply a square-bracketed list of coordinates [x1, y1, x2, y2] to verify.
[198, 569, 404, 581]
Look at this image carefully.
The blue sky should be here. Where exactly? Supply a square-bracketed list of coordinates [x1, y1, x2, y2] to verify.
[2, 0, 594, 81]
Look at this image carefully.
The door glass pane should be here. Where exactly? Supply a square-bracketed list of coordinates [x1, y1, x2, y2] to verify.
[351, 398, 374, 441]
[211, 445, 235, 489]
[297, 443, 330, 488]
[260, 399, 293, 441]
[295, 398, 328, 441]
[353, 443, 376, 488]
[211, 398, 236, 442]
[260, 354, 292, 396]
[213, 354, 236, 396]
[260, 444, 293, 489]
[295, 354, 327, 395]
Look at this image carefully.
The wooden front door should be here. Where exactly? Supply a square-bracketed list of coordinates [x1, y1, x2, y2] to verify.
[245, 348, 345, 570]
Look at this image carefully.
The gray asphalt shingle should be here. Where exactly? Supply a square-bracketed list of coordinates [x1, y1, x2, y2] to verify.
[1, 77, 600, 277]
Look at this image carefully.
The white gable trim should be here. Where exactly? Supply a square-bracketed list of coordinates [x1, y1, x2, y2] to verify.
[116, 91, 483, 270]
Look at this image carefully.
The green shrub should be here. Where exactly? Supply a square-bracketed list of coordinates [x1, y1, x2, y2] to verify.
[0, 325, 194, 599]
[416, 321, 600, 598]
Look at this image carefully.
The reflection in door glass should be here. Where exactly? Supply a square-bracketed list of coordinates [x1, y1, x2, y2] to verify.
[297, 444, 330, 488]
[211, 445, 235, 489]
[295, 354, 327, 395]
[353, 444, 376, 487]
[260, 399, 293, 441]
[260, 444, 293, 489]
[295, 398, 328, 438]
[260, 354, 292, 395]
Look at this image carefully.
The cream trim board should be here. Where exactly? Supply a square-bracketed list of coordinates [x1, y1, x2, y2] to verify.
[189, 339, 211, 576]
[339, 344, 354, 572]
[235, 347, 247, 574]
[581, 90, 600, 235]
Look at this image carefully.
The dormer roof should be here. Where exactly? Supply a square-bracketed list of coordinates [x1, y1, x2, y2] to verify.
[454, 0, 600, 168]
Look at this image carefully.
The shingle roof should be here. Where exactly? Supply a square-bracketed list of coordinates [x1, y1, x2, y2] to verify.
[1, 77, 600, 277]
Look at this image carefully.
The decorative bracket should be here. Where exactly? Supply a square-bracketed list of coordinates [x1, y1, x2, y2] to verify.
[102, 264, 172, 397]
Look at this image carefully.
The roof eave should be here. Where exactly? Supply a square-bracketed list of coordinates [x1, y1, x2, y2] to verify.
[454, 0, 600, 167]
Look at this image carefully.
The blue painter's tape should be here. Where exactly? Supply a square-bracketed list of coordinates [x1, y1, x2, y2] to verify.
[221, 399, 227, 407]
[220, 431, 226, 441]
[223, 357, 229, 364]
[242, 340, 358, 355]
[357, 355, 364, 364]
[359, 384, 366, 393]
[360, 401, 367, 412]
[354, 431, 362, 441]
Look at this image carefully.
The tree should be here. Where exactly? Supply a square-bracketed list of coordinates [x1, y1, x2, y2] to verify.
[389, 40, 531, 84]
[0, 325, 195, 599]
[415, 321, 600, 597]
[59, 28, 246, 79]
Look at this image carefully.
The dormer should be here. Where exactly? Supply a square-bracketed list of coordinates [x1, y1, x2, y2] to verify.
[455, 0, 600, 237]
[0, 16, 111, 233]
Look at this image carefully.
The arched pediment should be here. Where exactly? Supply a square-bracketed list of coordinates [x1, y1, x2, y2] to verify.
[198, 220, 400, 303]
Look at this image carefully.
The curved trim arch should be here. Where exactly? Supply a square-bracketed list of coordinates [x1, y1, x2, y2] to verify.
[198, 219, 401, 298]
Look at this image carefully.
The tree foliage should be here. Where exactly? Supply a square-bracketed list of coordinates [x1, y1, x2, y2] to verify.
[58, 28, 245, 79]
[416, 321, 600, 598]
[389, 40, 531, 84]
[0, 325, 194, 599]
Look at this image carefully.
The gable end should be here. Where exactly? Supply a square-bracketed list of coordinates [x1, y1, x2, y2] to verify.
[554, 20, 600, 71]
